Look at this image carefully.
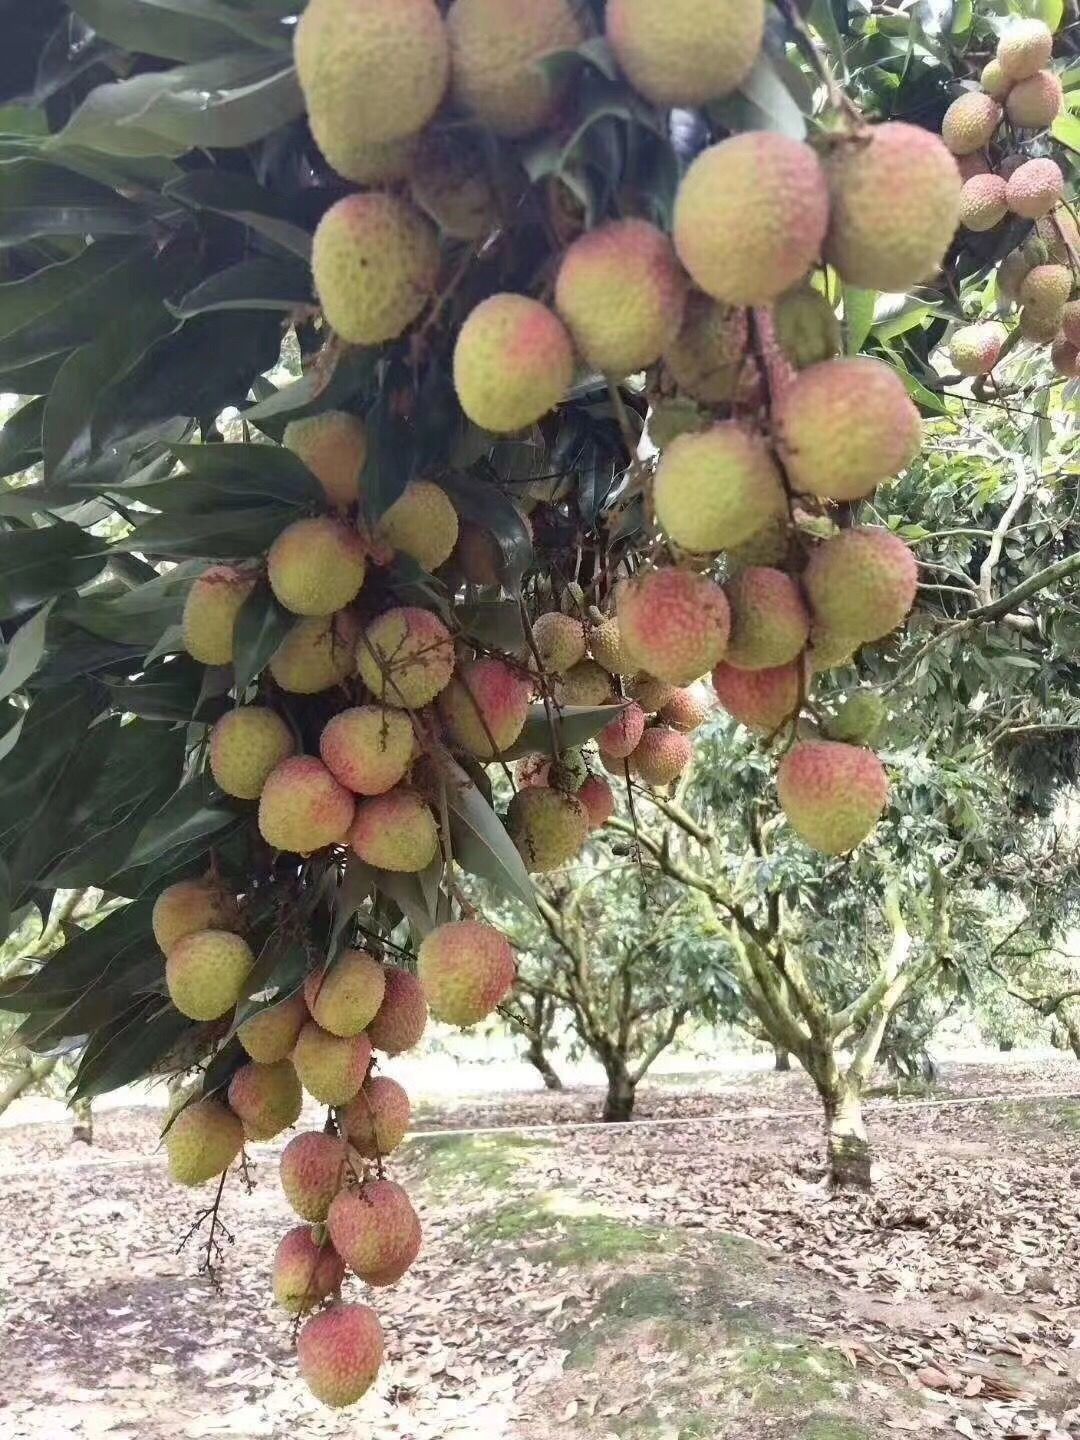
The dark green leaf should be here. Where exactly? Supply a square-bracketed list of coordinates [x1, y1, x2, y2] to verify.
[163, 172, 313, 261]
[0, 598, 55, 700]
[71, 1002, 192, 1099]
[69, 0, 284, 62]
[0, 396, 45, 477]
[169, 256, 313, 317]
[233, 581, 294, 692]
[114, 504, 291, 559]
[502, 704, 624, 760]
[0, 523, 107, 620]
[124, 772, 237, 871]
[442, 758, 537, 913]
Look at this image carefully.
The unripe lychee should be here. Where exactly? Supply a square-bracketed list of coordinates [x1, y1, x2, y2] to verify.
[825, 692, 888, 746]
[1006, 158, 1064, 219]
[227, 1058, 302, 1141]
[996, 18, 1053, 83]
[1007, 69, 1063, 128]
[663, 293, 749, 405]
[258, 756, 355, 855]
[165, 1099, 244, 1186]
[556, 660, 615, 708]
[1020, 305, 1062, 343]
[804, 528, 918, 646]
[1020, 263, 1071, 315]
[658, 686, 710, 733]
[366, 966, 428, 1055]
[167, 931, 254, 1021]
[949, 322, 1007, 376]
[960, 173, 1009, 232]
[628, 675, 677, 713]
[1061, 301, 1080, 348]
[606, 0, 764, 107]
[320, 705, 414, 797]
[305, 951, 386, 1037]
[941, 92, 1002, 155]
[375, 481, 459, 572]
[777, 741, 888, 855]
[269, 612, 359, 694]
[410, 132, 498, 240]
[588, 617, 624, 675]
[618, 569, 730, 686]
[312, 193, 440, 345]
[357, 606, 455, 708]
[281, 1131, 346, 1222]
[152, 877, 239, 957]
[1036, 208, 1080, 265]
[293, 1023, 372, 1106]
[809, 628, 860, 672]
[297, 1302, 384, 1409]
[980, 58, 1010, 100]
[653, 422, 785, 555]
[343, 1076, 411, 1158]
[273, 1225, 345, 1315]
[823, 123, 962, 291]
[321, 134, 419, 187]
[532, 612, 588, 673]
[446, 0, 586, 137]
[555, 219, 687, 376]
[724, 568, 811, 671]
[182, 567, 255, 666]
[506, 787, 590, 873]
[437, 657, 532, 757]
[350, 788, 440, 872]
[210, 707, 294, 800]
[674, 134, 829, 305]
[774, 358, 921, 503]
[773, 286, 842, 370]
[268, 517, 367, 617]
[598, 701, 647, 760]
[997, 248, 1031, 301]
[631, 726, 693, 787]
[284, 412, 367, 510]
[454, 294, 575, 433]
[712, 660, 803, 733]
[238, 991, 308, 1064]
[327, 1179, 419, 1281]
[578, 775, 616, 829]
[418, 919, 516, 1024]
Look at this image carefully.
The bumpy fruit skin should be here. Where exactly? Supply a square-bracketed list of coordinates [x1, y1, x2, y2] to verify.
[777, 741, 888, 855]
[343, 1076, 411, 1158]
[350, 788, 440, 872]
[941, 92, 1002, 155]
[674, 135, 829, 306]
[723, 567, 810, 672]
[824, 123, 962, 291]
[227, 1058, 302, 1141]
[210, 707, 294, 800]
[281, 1131, 346, 1222]
[165, 1099, 244, 1186]
[579, 775, 616, 829]
[454, 294, 575, 433]
[270, 612, 358, 695]
[996, 18, 1054, 83]
[273, 1226, 345, 1316]
[447, 0, 585, 136]
[1019, 304, 1062, 343]
[1061, 301, 1080, 348]
[804, 528, 918, 646]
[555, 220, 687, 376]
[1006, 159, 1064, 219]
[960, 174, 1008, 232]
[556, 659, 615, 707]
[658, 687, 710, 733]
[618, 569, 730, 687]
[1020, 263, 1071, 315]
[663, 294, 749, 404]
[631, 726, 693, 786]
[437, 658, 533, 757]
[1007, 70, 1063, 128]
[598, 701, 647, 760]
[182, 567, 254, 666]
[653, 422, 785, 555]
[712, 661, 802, 733]
[152, 877, 239, 957]
[774, 358, 921, 503]
[258, 756, 355, 855]
[1051, 339, 1080, 377]
[293, 1023, 372, 1106]
[628, 675, 676, 713]
[328, 1180, 419, 1281]
[238, 991, 308, 1063]
[607, 0, 764, 106]
[949, 323, 1007, 376]
[268, 517, 367, 617]
[418, 919, 516, 1024]
[305, 951, 386, 1037]
[357, 607, 455, 708]
[980, 58, 1010, 100]
[327, 134, 419, 187]
[284, 412, 367, 510]
[320, 705, 414, 797]
[167, 931, 254, 1021]
[588, 617, 624, 675]
[297, 1302, 384, 1409]
[532, 612, 587, 673]
[773, 286, 841, 369]
[376, 481, 459, 572]
[367, 966, 428, 1055]
[506, 787, 590, 873]
[312, 193, 440, 345]
[825, 692, 887, 746]
[410, 132, 497, 240]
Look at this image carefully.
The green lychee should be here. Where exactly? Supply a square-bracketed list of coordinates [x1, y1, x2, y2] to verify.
[166, 931, 254, 1021]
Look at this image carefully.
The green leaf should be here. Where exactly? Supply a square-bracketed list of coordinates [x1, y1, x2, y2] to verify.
[169, 257, 313, 317]
[69, 0, 285, 62]
[124, 772, 237, 871]
[232, 582, 294, 692]
[442, 758, 537, 913]
[0, 397, 45, 478]
[439, 472, 534, 583]
[0, 897, 154, 1008]
[844, 287, 878, 354]
[168, 442, 325, 508]
[1051, 110, 1080, 155]
[456, 598, 526, 651]
[0, 523, 107, 620]
[0, 855, 10, 942]
[164, 171, 313, 261]
[71, 1002, 191, 1100]
[0, 598, 54, 700]
[0, 684, 105, 854]
[0, 159, 147, 244]
[348, 857, 440, 937]
[502, 705, 623, 761]
[114, 504, 292, 559]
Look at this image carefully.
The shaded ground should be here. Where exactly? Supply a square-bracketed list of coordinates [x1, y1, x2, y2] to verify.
[1, 1057, 1078, 1439]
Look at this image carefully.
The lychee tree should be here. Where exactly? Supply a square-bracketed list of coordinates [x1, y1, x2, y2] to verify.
[0, 0, 1077, 1411]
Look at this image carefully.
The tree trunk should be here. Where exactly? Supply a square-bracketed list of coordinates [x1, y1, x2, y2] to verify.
[824, 1085, 872, 1190]
[602, 1062, 636, 1122]
[526, 1036, 564, 1091]
[71, 1096, 93, 1145]
[0, 1055, 59, 1118]
[774, 1047, 791, 1072]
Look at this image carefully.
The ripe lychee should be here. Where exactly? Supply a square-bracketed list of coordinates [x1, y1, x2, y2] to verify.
[598, 701, 647, 760]
[269, 612, 359, 694]
[273, 1225, 345, 1315]
[653, 422, 785, 555]
[410, 132, 498, 240]
[375, 481, 459, 572]
[663, 293, 750, 405]
[1020, 305, 1062, 343]
[777, 741, 888, 855]
[1006, 158, 1064, 219]
[506, 787, 590, 873]
[324, 133, 419, 187]
[532, 612, 587, 673]
[576, 775, 614, 829]
[343, 1076, 411, 1158]
[417, 919, 517, 1024]
[556, 660, 615, 708]
[555, 219, 687, 377]
[152, 876, 239, 957]
[674, 134, 829, 305]
[960, 173, 1008, 232]
[1007, 69, 1063, 128]
[320, 706, 414, 797]
[293, 1023, 372, 1106]
[210, 707, 294, 800]
[166, 931, 254, 1021]
[238, 991, 309, 1064]
[304, 951, 386, 1037]
[327, 1178, 419, 1281]
[227, 1058, 303, 1141]
[658, 686, 710, 733]
[1061, 301, 1080, 348]
[712, 660, 803, 733]
[949, 322, 1007, 376]
[437, 657, 532, 757]
[941, 92, 1002, 155]
[312, 192, 440, 345]
[165, 1099, 244, 1186]
[606, 0, 764, 107]
[366, 966, 428, 1055]
[996, 18, 1054, 83]
[297, 1302, 384, 1409]
[267, 517, 366, 617]
[284, 411, 367, 510]
[350, 788, 440, 872]
[454, 294, 575, 433]
[773, 285, 842, 370]
[631, 726, 693, 786]
[617, 569, 730, 687]
[356, 606, 455, 708]
[588, 617, 624, 675]
[182, 567, 255, 666]
[724, 568, 810, 671]
[280, 1131, 346, 1222]
[258, 756, 355, 855]
[804, 528, 918, 646]
[1051, 339, 1080, 377]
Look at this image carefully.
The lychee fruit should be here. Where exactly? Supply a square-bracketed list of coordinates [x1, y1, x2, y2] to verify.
[773, 285, 842, 370]
[577, 776, 614, 829]
[628, 674, 677, 713]
[152, 876, 239, 957]
[663, 293, 750, 405]
[825, 692, 888, 747]
[653, 421, 785, 555]
[506, 787, 590, 873]
[166, 931, 254, 1021]
[410, 131, 498, 240]
[165, 1099, 244, 1186]
[1051, 339, 1080, 377]
[350, 788, 440, 873]
[960, 173, 1009, 232]
[280, 1131, 346, 1222]
[293, 1023, 372, 1106]
[284, 411, 367, 510]
[417, 919, 517, 1024]
[1007, 69, 1063, 128]
[327, 1178, 419, 1282]
[996, 18, 1054, 82]
[598, 701, 647, 760]
[941, 92, 1002, 155]
[980, 58, 1010, 99]
[1006, 158, 1064, 219]
[555, 660, 615, 708]
[227, 1058, 302, 1141]
[617, 569, 730, 686]
[631, 726, 693, 786]
[658, 686, 711, 733]
[712, 660, 803, 733]
[809, 628, 860, 672]
[305, 951, 386, 1037]
[949, 322, 1007, 376]
[343, 1076, 411, 1158]
[777, 741, 889, 855]
[356, 606, 455, 708]
[272, 1225, 345, 1315]
[437, 657, 533, 757]
[320, 705, 414, 797]
[1061, 300, 1080, 347]
[532, 612, 587, 673]
[258, 756, 355, 855]
[1020, 304, 1062, 343]
[375, 481, 459, 573]
[606, 0, 764, 107]
[366, 966, 428, 1055]
[454, 294, 575, 433]
[588, 617, 624, 675]
[674, 134, 829, 305]
[1020, 263, 1071, 315]
[269, 612, 359, 694]
[238, 991, 309, 1064]
[297, 1302, 384, 1409]
[804, 528, 918, 647]
[724, 568, 810, 671]
[210, 707, 294, 800]
[322, 133, 419, 187]
[956, 153, 990, 182]
[182, 566, 255, 667]
[267, 517, 367, 617]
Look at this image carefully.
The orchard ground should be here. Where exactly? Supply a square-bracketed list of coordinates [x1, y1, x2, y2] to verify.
[2, 1049, 1079, 1440]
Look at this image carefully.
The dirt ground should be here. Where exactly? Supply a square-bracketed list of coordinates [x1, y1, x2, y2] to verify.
[1, 1056, 1078, 1440]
